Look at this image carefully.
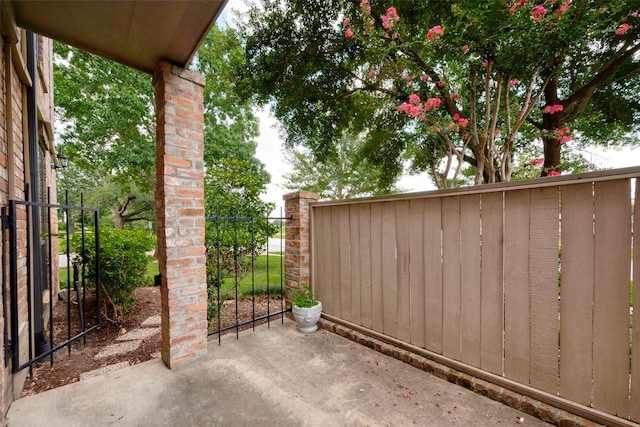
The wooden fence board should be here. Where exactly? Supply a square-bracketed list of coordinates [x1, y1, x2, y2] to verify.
[460, 194, 481, 368]
[409, 199, 426, 348]
[359, 204, 373, 330]
[632, 181, 640, 423]
[312, 207, 325, 308]
[319, 207, 334, 315]
[330, 206, 342, 318]
[395, 200, 411, 343]
[424, 197, 443, 353]
[382, 202, 397, 337]
[528, 187, 560, 395]
[370, 203, 384, 333]
[592, 180, 631, 416]
[480, 192, 504, 375]
[442, 196, 462, 361]
[349, 204, 361, 325]
[338, 206, 352, 322]
[559, 183, 594, 406]
[504, 190, 530, 385]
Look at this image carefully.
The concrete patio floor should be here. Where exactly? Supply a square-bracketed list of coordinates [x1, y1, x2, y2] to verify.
[7, 319, 550, 426]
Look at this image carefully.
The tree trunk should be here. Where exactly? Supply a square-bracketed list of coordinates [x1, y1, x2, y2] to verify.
[113, 205, 125, 229]
[541, 108, 563, 176]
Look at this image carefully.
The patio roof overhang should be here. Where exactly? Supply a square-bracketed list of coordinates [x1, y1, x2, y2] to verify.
[6, 0, 228, 75]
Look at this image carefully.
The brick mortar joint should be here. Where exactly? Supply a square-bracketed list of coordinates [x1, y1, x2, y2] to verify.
[317, 319, 606, 427]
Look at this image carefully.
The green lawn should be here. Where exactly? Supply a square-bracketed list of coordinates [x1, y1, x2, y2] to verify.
[60, 260, 160, 288]
[217, 254, 284, 299]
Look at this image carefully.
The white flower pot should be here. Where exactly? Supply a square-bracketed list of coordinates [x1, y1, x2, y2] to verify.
[292, 301, 322, 333]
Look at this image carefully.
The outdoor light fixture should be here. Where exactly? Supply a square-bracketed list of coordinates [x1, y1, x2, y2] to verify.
[52, 153, 68, 170]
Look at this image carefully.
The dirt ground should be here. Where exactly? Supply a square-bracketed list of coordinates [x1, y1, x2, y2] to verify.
[21, 287, 284, 397]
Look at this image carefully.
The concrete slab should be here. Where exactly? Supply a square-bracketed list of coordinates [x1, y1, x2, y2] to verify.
[141, 316, 161, 328]
[116, 327, 160, 341]
[7, 320, 551, 427]
[79, 361, 131, 381]
[94, 340, 142, 360]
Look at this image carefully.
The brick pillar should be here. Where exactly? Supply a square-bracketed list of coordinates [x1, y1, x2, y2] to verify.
[153, 61, 207, 367]
[284, 191, 320, 306]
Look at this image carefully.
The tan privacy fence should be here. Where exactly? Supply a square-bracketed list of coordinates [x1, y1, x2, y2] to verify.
[310, 168, 640, 425]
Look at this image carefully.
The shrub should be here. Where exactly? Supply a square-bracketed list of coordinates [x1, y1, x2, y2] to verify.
[71, 227, 155, 323]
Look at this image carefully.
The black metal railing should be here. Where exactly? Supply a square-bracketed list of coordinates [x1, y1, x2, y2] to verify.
[2, 191, 99, 372]
[206, 207, 290, 343]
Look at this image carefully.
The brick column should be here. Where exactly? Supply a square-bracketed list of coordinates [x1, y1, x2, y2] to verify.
[153, 61, 207, 367]
[284, 191, 320, 306]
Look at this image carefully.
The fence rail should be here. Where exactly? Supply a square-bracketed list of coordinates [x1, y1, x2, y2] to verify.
[311, 169, 640, 426]
[205, 208, 290, 343]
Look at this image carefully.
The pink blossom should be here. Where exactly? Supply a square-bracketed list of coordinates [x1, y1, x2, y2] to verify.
[450, 93, 460, 100]
[543, 104, 563, 114]
[458, 117, 469, 127]
[392, 32, 399, 39]
[508, 79, 520, 87]
[408, 81, 414, 87]
[424, 98, 442, 110]
[530, 157, 544, 167]
[427, 25, 444, 41]
[553, 0, 571, 19]
[599, 7, 607, 13]
[437, 80, 445, 87]
[343, 17, 350, 26]
[408, 94, 421, 105]
[420, 74, 429, 81]
[386, 7, 400, 21]
[493, 129, 500, 137]
[616, 23, 630, 35]
[436, 127, 441, 133]
[462, 44, 469, 53]
[382, 16, 394, 30]
[391, 85, 396, 91]
[531, 5, 547, 23]
[402, 74, 410, 80]
[554, 127, 572, 143]
[345, 28, 354, 38]
[453, 113, 460, 121]
[633, 11, 639, 18]
[548, 170, 561, 177]
[481, 60, 489, 67]
[508, 0, 527, 15]
[368, 69, 375, 77]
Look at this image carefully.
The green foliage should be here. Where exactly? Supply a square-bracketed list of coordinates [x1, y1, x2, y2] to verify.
[207, 254, 283, 322]
[54, 41, 156, 227]
[291, 283, 318, 308]
[239, 1, 640, 188]
[71, 228, 155, 322]
[283, 133, 402, 199]
[204, 158, 276, 296]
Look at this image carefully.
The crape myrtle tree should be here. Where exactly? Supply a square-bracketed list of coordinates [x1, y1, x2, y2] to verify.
[239, 0, 640, 189]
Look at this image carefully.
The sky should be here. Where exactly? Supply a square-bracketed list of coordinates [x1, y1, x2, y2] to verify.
[219, 2, 640, 216]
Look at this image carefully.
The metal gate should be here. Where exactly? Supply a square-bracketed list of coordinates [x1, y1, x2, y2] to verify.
[206, 207, 290, 343]
[2, 194, 100, 372]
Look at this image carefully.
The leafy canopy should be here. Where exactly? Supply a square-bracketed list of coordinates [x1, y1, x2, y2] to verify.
[239, 0, 640, 188]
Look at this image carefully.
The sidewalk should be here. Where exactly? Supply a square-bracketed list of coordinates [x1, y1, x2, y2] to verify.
[7, 319, 550, 426]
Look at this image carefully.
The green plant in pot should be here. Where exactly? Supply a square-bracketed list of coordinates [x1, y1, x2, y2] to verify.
[291, 283, 322, 333]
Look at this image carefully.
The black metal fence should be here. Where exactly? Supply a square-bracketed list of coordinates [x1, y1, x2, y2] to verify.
[206, 207, 290, 343]
[2, 192, 100, 372]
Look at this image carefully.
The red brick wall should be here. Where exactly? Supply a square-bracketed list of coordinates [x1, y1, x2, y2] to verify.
[153, 61, 208, 367]
[284, 191, 320, 305]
